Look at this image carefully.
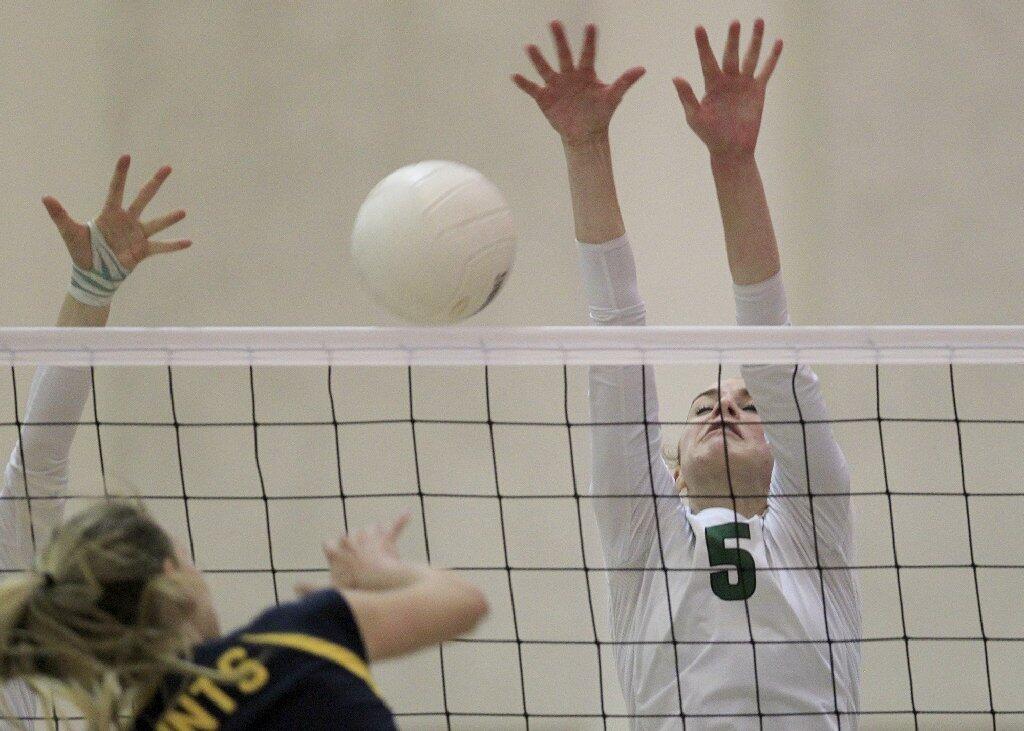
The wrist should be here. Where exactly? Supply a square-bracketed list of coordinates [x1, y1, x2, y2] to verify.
[67, 221, 129, 308]
[57, 294, 111, 327]
[359, 561, 425, 591]
[709, 149, 758, 173]
[562, 133, 612, 157]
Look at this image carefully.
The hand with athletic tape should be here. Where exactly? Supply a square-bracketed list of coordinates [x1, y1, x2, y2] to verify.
[42, 155, 191, 308]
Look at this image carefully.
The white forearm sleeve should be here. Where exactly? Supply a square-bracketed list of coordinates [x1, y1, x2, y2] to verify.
[733, 272, 853, 558]
[2, 366, 92, 568]
[579, 237, 680, 570]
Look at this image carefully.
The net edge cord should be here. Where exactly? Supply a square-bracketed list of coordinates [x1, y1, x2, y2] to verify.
[2, 326, 1024, 366]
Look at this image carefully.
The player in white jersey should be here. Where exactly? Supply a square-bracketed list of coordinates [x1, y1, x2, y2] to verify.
[514, 19, 861, 729]
[0, 156, 193, 726]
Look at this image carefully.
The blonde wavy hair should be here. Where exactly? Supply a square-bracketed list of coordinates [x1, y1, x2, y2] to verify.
[0, 502, 207, 729]
[662, 433, 682, 471]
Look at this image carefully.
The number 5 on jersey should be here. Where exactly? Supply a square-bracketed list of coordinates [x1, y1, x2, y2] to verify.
[705, 523, 757, 601]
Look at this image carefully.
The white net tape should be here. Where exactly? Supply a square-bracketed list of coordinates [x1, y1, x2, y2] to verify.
[2, 326, 1024, 366]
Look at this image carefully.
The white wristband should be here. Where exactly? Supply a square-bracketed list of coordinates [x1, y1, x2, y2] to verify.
[68, 221, 129, 307]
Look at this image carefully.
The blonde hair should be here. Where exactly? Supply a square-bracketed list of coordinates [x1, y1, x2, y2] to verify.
[0, 502, 203, 729]
[662, 429, 681, 470]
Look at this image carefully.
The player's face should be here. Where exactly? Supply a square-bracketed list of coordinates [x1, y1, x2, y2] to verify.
[170, 540, 221, 641]
[676, 378, 773, 497]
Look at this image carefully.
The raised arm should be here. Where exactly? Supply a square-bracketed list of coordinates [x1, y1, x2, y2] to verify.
[674, 19, 782, 286]
[297, 514, 489, 662]
[514, 23, 682, 588]
[0, 156, 190, 726]
[513, 21, 643, 245]
[675, 20, 851, 558]
[1, 156, 191, 570]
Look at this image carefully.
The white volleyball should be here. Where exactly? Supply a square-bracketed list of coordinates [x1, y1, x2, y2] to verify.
[351, 161, 517, 324]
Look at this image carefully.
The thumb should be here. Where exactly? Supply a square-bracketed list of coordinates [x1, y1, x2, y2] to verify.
[388, 511, 412, 540]
[673, 77, 700, 120]
[608, 66, 646, 106]
[42, 196, 81, 244]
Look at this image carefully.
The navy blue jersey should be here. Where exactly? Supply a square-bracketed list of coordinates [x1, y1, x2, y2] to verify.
[134, 589, 396, 730]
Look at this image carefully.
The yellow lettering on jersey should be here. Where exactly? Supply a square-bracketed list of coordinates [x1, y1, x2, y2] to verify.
[159, 695, 219, 731]
[189, 676, 237, 714]
[155, 647, 269, 728]
[216, 646, 270, 694]
[241, 632, 381, 698]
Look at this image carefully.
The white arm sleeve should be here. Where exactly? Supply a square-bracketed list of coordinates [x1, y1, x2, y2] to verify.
[580, 236, 684, 576]
[733, 273, 853, 564]
[0, 365, 92, 728]
[1, 366, 92, 570]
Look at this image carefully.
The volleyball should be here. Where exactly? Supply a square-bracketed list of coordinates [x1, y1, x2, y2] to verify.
[351, 161, 516, 324]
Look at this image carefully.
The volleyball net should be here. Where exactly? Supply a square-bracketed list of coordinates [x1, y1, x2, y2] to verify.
[2, 326, 1023, 729]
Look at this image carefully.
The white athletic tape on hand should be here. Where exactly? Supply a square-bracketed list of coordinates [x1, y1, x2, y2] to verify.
[68, 221, 130, 307]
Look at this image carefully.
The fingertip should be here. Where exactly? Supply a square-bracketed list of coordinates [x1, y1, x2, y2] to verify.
[41, 196, 63, 217]
[754, 17, 765, 29]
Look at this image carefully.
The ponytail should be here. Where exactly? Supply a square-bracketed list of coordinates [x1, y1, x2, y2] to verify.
[0, 502, 207, 728]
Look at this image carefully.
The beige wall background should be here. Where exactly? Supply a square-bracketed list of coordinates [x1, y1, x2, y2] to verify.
[2, 1, 1023, 729]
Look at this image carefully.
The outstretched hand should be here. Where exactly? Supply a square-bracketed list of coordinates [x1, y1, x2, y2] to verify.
[297, 513, 417, 597]
[673, 19, 783, 160]
[513, 21, 645, 147]
[42, 155, 191, 273]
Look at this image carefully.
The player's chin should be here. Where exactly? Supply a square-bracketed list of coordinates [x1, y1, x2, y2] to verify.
[695, 430, 745, 454]
[691, 439, 761, 471]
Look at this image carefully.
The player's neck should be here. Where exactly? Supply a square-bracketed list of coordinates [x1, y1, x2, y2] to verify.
[688, 494, 767, 519]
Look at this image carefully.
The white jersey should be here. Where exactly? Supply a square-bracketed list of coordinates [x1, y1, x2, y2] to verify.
[1, 365, 92, 728]
[579, 237, 861, 730]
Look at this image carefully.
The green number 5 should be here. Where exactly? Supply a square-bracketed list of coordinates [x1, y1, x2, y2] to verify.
[705, 523, 757, 601]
